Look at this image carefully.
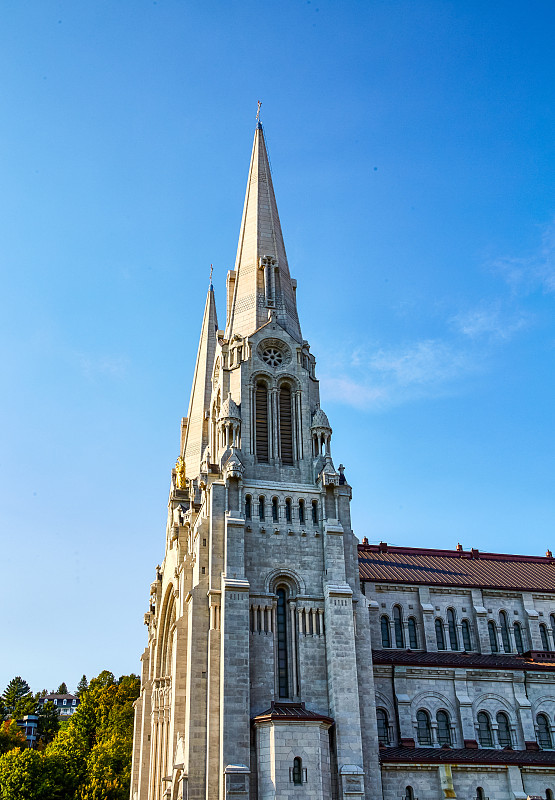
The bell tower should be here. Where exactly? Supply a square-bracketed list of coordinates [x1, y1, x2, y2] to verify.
[130, 122, 381, 800]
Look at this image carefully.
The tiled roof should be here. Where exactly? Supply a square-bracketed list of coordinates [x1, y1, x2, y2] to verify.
[252, 702, 333, 725]
[380, 746, 555, 766]
[358, 543, 555, 592]
[371, 649, 555, 672]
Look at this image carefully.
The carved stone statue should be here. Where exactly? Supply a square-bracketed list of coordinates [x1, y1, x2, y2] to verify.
[175, 456, 186, 490]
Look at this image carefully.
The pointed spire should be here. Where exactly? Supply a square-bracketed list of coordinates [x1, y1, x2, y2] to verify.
[183, 284, 218, 478]
[225, 123, 302, 342]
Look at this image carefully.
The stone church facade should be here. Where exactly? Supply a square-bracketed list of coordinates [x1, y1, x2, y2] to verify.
[129, 123, 555, 800]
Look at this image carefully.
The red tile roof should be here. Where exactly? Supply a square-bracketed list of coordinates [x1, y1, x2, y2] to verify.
[252, 702, 333, 725]
[371, 649, 555, 672]
[358, 543, 555, 592]
[380, 746, 555, 766]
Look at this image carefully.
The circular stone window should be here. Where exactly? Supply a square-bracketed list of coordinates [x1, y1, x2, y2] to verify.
[262, 347, 283, 367]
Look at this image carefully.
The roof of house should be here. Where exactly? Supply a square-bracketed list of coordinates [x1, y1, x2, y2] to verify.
[379, 745, 555, 767]
[371, 649, 555, 672]
[358, 543, 555, 592]
[252, 702, 333, 726]
[40, 693, 78, 701]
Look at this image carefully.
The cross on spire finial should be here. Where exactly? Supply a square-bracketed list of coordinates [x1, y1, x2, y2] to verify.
[256, 100, 262, 123]
[209, 263, 213, 287]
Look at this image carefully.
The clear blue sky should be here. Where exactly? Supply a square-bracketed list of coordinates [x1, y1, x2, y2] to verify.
[1, 0, 554, 694]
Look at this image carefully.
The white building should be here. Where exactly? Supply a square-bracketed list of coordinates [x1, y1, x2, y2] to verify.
[129, 122, 555, 800]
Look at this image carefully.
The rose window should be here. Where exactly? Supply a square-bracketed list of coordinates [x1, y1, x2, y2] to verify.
[262, 347, 283, 367]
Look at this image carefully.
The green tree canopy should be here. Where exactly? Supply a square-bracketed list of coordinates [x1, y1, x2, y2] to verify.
[76, 676, 88, 698]
[1, 677, 33, 719]
[56, 683, 68, 695]
[0, 721, 26, 756]
[36, 702, 60, 748]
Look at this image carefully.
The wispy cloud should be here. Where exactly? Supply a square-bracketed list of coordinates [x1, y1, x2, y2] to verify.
[73, 353, 129, 381]
[320, 339, 482, 411]
[492, 217, 555, 295]
[450, 301, 530, 341]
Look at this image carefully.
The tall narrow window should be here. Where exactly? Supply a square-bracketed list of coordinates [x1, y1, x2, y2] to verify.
[259, 496, 265, 521]
[435, 618, 446, 650]
[285, 498, 292, 523]
[462, 619, 472, 651]
[405, 787, 414, 800]
[477, 712, 493, 747]
[500, 611, 511, 653]
[436, 711, 451, 745]
[292, 756, 302, 785]
[514, 622, 524, 654]
[447, 608, 459, 650]
[537, 714, 553, 749]
[416, 710, 432, 745]
[541, 623, 551, 652]
[312, 500, 318, 524]
[279, 385, 294, 465]
[551, 614, 555, 645]
[476, 788, 485, 800]
[245, 495, 252, 520]
[546, 789, 553, 800]
[276, 589, 289, 698]
[298, 499, 305, 524]
[394, 606, 404, 648]
[496, 712, 511, 747]
[376, 708, 390, 744]
[408, 617, 418, 649]
[255, 381, 269, 462]
[488, 620, 498, 653]
[272, 497, 279, 522]
[381, 616, 391, 648]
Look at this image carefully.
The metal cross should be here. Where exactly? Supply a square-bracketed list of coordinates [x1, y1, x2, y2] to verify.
[256, 100, 262, 122]
[209, 264, 213, 286]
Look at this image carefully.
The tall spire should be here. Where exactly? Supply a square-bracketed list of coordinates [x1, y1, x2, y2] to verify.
[225, 123, 302, 342]
[182, 283, 218, 478]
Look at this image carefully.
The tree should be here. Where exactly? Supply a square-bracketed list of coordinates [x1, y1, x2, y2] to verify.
[0, 721, 26, 755]
[56, 683, 68, 695]
[76, 676, 88, 698]
[0, 747, 71, 800]
[36, 702, 60, 748]
[1, 678, 33, 718]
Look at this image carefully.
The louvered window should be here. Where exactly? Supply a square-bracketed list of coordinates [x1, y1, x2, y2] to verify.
[255, 382, 269, 462]
[277, 588, 289, 698]
[279, 385, 294, 465]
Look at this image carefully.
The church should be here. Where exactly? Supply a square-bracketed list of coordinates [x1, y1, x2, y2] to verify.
[130, 122, 555, 800]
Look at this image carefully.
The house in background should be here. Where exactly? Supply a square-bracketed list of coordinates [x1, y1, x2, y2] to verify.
[38, 692, 79, 717]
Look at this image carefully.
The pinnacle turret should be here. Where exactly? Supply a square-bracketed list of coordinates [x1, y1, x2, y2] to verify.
[225, 123, 302, 343]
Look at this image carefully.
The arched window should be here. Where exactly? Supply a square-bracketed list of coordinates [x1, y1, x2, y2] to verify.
[477, 712, 493, 747]
[311, 500, 318, 524]
[408, 617, 418, 649]
[381, 616, 391, 648]
[404, 787, 414, 800]
[245, 495, 252, 520]
[285, 498, 292, 523]
[436, 710, 452, 745]
[540, 623, 550, 652]
[476, 788, 485, 800]
[546, 789, 553, 800]
[292, 756, 302, 785]
[462, 619, 472, 651]
[279, 385, 294, 465]
[416, 709, 432, 745]
[488, 620, 498, 653]
[513, 622, 524, 655]
[500, 611, 511, 653]
[276, 588, 289, 698]
[447, 608, 459, 650]
[258, 495, 265, 521]
[537, 714, 553, 749]
[272, 497, 279, 522]
[298, 499, 305, 524]
[393, 606, 404, 648]
[496, 712, 511, 747]
[376, 708, 390, 744]
[435, 618, 446, 650]
[255, 381, 269, 462]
